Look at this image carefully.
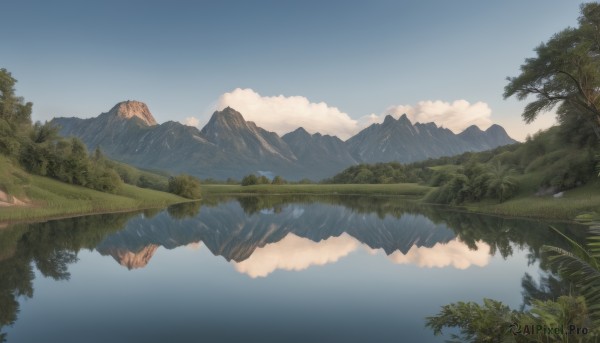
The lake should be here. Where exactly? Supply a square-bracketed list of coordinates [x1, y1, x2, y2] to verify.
[0, 195, 585, 342]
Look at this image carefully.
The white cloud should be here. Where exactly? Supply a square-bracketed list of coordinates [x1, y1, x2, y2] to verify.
[233, 233, 359, 278]
[387, 239, 490, 269]
[183, 116, 200, 127]
[215, 90, 497, 138]
[360, 100, 493, 133]
[216, 88, 359, 140]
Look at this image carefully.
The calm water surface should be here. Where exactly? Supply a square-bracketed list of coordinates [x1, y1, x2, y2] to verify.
[0, 196, 585, 342]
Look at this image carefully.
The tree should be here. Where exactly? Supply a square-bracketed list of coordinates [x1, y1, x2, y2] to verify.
[486, 162, 518, 203]
[271, 175, 286, 185]
[0, 68, 32, 127]
[504, 3, 600, 140]
[257, 175, 270, 185]
[0, 69, 32, 158]
[241, 174, 258, 186]
[168, 174, 201, 199]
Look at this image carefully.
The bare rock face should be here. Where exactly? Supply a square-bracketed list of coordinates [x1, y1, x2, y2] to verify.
[108, 244, 159, 270]
[0, 190, 28, 207]
[108, 100, 158, 126]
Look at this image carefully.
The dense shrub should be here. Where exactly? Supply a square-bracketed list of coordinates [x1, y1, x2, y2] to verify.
[241, 174, 258, 186]
[167, 175, 201, 199]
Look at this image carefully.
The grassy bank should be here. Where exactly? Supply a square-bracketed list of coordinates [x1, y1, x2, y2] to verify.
[203, 182, 599, 221]
[461, 180, 600, 220]
[202, 183, 432, 198]
[0, 158, 188, 223]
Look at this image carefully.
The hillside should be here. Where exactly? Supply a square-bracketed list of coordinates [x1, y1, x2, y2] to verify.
[329, 125, 600, 219]
[0, 156, 187, 223]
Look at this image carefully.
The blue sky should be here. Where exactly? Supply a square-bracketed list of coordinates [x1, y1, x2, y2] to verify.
[1, 0, 582, 140]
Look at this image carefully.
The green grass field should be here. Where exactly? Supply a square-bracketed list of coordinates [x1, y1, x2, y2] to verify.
[202, 183, 432, 197]
[203, 181, 599, 221]
[463, 180, 600, 220]
[0, 157, 188, 223]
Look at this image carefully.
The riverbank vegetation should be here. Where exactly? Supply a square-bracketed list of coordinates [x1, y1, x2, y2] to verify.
[427, 3, 600, 341]
[0, 68, 199, 223]
[202, 183, 431, 198]
[0, 155, 186, 223]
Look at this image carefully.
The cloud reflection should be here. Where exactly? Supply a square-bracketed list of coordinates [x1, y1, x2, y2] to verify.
[233, 234, 491, 278]
[233, 233, 359, 278]
[387, 240, 490, 269]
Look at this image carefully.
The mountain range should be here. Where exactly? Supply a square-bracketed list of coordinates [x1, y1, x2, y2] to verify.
[51, 101, 517, 180]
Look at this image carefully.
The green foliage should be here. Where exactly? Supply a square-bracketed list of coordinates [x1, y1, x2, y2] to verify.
[542, 226, 600, 328]
[425, 162, 515, 205]
[427, 296, 597, 343]
[0, 156, 186, 223]
[504, 3, 600, 142]
[541, 149, 595, 190]
[241, 174, 258, 186]
[240, 174, 270, 186]
[0, 69, 130, 194]
[167, 174, 201, 199]
[0, 68, 32, 128]
[271, 175, 286, 185]
[330, 162, 425, 184]
[426, 298, 516, 342]
[487, 162, 518, 203]
[102, 159, 168, 192]
[0, 119, 21, 157]
[428, 223, 600, 342]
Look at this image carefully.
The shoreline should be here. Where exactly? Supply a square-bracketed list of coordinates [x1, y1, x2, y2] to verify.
[201, 184, 596, 222]
[2, 182, 595, 226]
[0, 201, 194, 227]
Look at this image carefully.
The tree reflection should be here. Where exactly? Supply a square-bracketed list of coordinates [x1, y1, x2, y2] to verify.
[167, 201, 202, 219]
[0, 212, 138, 341]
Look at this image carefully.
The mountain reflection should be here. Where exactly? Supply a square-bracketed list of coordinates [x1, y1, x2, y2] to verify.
[105, 245, 159, 270]
[91, 196, 587, 275]
[95, 199, 461, 273]
[233, 233, 359, 278]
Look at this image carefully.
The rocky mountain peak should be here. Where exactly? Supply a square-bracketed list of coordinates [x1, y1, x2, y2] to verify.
[108, 100, 158, 126]
[204, 107, 247, 130]
[485, 124, 503, 133]
[461, 125, 484, 134]
[397, 113, 411, 124]
[288, 127, 311, 138]
[383, 114, 396, 124]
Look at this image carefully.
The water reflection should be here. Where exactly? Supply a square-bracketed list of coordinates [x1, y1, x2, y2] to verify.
[0, 195, 587, 342]
[234, 233, 492, 278]
[233, 233, 359, 278]
[387, 239, 490, 269]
